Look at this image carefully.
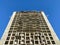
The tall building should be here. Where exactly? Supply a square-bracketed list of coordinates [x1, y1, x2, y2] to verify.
[0, 11, 60, 45]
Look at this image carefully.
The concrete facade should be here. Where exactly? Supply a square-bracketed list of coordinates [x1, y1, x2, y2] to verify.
[0, 11, 60, 45]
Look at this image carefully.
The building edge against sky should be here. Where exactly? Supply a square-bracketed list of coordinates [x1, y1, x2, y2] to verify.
[41, 11, 60, 44]
[0, 12, 16, 45]
[0, 11, 60, 45]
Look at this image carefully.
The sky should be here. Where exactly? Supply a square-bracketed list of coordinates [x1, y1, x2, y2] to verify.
[0, 0, 60, 40]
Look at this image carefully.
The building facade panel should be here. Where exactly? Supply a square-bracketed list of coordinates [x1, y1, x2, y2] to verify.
[0, 11, 60, 45]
